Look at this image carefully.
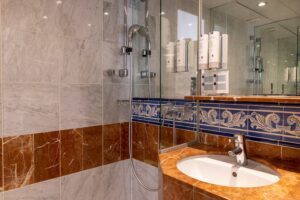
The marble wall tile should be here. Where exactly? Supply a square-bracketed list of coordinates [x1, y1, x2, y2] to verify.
[103, 0, 122, 43]
[2, 0, 66, 36]
[61, 167, 102, 200]
[61, 36, 102, 84]
[132, 122, 145, 162]
[102, 41, 129, 84]
[34, 131, 60, 183]
[131, 159, 159, 200]
[217, 135, 235, 151]
[60, 84, 102, 130]
[62, 0, 103, 40]
[3, 29, 63, 83]
[82, 126, 103, 170]
[103, 84, 130, 124]
[246, 140, 281, 161]
[161, 126, 174, 149]
[132, 122, 159, 166]
[176, 129, 196, 145]
[121, 123, 129, 160]
[200, 132, 218, 147]
[101, 160, 131, 200]
[103, 124, 121, 164]
[163, 175, 193, 200]
[3, 179, 60, 200]
[3, 83, 59, 137]
[61, 129, 83, 176]
[144, 124, 159, 166]
[3, 135, 34, 191]
[282, 146, 300, 163]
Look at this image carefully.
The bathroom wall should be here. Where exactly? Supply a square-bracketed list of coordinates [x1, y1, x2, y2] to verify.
[0, 0, 160, 199]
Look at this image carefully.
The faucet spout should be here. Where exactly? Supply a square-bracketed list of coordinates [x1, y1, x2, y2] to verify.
[228, 134, 248, 166]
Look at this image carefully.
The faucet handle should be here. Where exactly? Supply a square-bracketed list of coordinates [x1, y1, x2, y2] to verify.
[228, 147, 242, 157]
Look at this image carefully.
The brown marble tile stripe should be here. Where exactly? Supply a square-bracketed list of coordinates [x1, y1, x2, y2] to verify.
[0, 123, 129, 191]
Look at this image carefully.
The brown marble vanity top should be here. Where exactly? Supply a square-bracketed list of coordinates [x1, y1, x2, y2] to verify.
[159, 145, 300, 200]
[185, 95, 300, 104]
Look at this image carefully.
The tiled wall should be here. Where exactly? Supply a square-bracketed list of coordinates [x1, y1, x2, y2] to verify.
[133, 98, 300, 148]
[0, 124, 129, 192]
[0, 0, 140, 199]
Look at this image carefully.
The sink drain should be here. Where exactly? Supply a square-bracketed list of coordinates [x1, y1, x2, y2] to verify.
[232, 172, 237, 177]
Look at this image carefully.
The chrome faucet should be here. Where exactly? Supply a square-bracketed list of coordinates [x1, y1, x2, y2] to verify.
[228, 134, 248, 166]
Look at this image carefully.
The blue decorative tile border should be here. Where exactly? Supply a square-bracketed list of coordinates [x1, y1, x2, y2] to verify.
[132, 98, 300, 148]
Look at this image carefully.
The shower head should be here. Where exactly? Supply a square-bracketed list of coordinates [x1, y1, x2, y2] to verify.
[127, 24, 150, 48]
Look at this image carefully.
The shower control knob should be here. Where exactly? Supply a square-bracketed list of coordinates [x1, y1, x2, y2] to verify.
[142, 49, 151, 57]
[121, 46, 133, 54]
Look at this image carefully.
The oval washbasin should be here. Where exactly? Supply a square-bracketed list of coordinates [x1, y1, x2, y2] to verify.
[177, 155, 280, 188]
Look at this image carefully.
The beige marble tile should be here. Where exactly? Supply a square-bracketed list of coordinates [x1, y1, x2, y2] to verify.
[61, 36, 102, 84]
[131, 159, 160, 200]
[3, 179, 60, 200]
[3, 0, 102, 39]
[101, 160, 131, 200]
[61, 167, 102, 200]
[63, 0, 103, 39]
[3, 29, 63, 83]
[60, 84, 102, 130]
[103, 84, 130, 124]
[103, 0, 123, 43]
[102, 41, 130, 84]
[3, 83, 59, 137]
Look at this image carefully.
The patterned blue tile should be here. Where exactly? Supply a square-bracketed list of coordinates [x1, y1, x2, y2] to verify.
[248, 104, 284, 136]
[283, 105, 300, 139]
[219, 104, 248, 135]
[131, 97, 300, 148]
[199, 102, 220, 132]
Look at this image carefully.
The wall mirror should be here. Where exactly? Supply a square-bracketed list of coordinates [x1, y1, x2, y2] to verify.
[202, 0, 300, 96]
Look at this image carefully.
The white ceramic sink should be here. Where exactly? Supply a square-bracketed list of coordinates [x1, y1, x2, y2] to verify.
[177, 155, 280, 188]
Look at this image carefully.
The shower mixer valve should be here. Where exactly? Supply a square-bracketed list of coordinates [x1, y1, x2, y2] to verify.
[121, 46, 133, 54]
[142, 49, 151, 57]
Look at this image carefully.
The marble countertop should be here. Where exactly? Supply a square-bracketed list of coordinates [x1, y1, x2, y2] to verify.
[185, 95, 300, 103]
[159, 145, 300, 200]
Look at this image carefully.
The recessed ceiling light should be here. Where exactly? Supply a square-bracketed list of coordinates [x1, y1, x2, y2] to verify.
[161, 11, 165, 15]
[257, 1, 267, 7]
[56, 0, 62, 5]
[188, 23, 193, 26]
[104, 12, 109, 16]
[43, 15, 48, 19]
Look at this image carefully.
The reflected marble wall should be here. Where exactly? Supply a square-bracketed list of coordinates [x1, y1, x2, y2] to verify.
[161, 0, 199, 99]
[207, 7, 253, 95]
